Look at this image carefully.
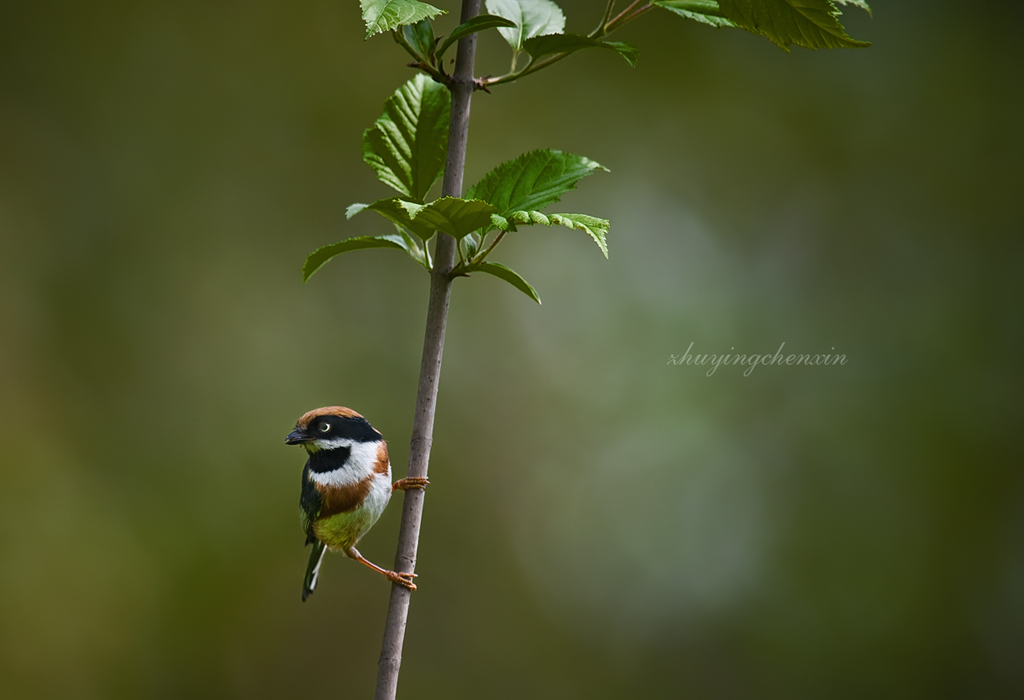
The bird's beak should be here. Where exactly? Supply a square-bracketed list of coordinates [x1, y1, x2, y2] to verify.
[285, 429, 309, 445]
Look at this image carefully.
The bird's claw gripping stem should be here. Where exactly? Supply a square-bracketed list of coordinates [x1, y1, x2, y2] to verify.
[385, 570, 418, 591]
[392, 477, 429, 492]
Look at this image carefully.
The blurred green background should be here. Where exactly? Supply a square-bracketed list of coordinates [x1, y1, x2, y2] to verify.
[1, 1, 1022, 697]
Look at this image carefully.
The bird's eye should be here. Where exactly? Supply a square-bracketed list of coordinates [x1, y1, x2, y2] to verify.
[319, 423, 330, 433]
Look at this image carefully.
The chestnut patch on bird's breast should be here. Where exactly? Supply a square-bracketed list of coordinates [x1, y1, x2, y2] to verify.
[317, 477, 374, 516]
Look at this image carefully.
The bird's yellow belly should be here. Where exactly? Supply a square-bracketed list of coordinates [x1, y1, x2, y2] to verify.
[313, 492, 388, 551]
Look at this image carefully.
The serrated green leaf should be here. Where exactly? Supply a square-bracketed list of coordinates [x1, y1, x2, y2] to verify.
[347, 198, 437, 240]
[491, 211, 609, 257]
[362, 74, 450, 202]
[360, 0, 445, 39]
[466, 149, 608, 223]
[347, 198, 428, 237]
[349, 196, 498, 241]
[471, 261, 541, 304]
[403, 18, 436, 60]
[485, 0, 565, 51]
[303, 235, 408, 282]
[717, 0, 870, 51]
[522, 33, 639, 67]
[834, 0, 871, 17]
[549, 213, 609, 257]
[437, 14, 518, 59]
[346, 202, 371, 219]
[407, 197, 499, 240]
[653, 1, 737, 27]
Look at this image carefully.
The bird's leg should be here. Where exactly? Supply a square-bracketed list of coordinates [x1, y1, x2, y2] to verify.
[392, 477, 429, 492]
[345, 546, 417, 591]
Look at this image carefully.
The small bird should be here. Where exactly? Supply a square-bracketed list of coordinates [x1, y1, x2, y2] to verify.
[285, 406, 427, 601]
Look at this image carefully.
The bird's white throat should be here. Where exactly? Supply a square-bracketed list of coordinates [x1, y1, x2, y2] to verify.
[307, 439, 386, 488]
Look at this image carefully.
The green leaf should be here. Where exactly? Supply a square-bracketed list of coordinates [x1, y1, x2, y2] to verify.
[522, 33, 639, 67]
[491, 211, 609, 257]
[437, 14, 518, 59]
[392, 225, 431, 268]
[834, 0, 871, 17]
[362, 74, 450, 202]
[717, 0, 870, 50]
[653, 1, 737, 27]
[303, 235, 408, 283]
[347, 198, 436, 241]
[408, 197, 499, 240]
[466, 149, 608, 220]
[403, 18, 436, 60]
[349, 197, 498, 241]
[360, 0, 445, 39]
[471, 261, 541, 304]
[461, 234, 481, 258]
[485, 0, 565, 51]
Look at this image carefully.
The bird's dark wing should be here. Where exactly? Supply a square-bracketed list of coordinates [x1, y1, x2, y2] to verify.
[299, 460, 322, 546]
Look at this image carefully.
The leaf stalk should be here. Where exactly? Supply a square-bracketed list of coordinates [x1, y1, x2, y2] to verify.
[470, 229, 506, 267]
[393, 28, 450, 85]
[594, 0, 618, 37]
[482, 2, 651, 87]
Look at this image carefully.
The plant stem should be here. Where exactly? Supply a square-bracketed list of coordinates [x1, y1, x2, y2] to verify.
[374, 2, 481, 699]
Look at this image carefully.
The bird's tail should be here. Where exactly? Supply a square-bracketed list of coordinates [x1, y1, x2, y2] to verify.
[302, 539, 327, 602]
